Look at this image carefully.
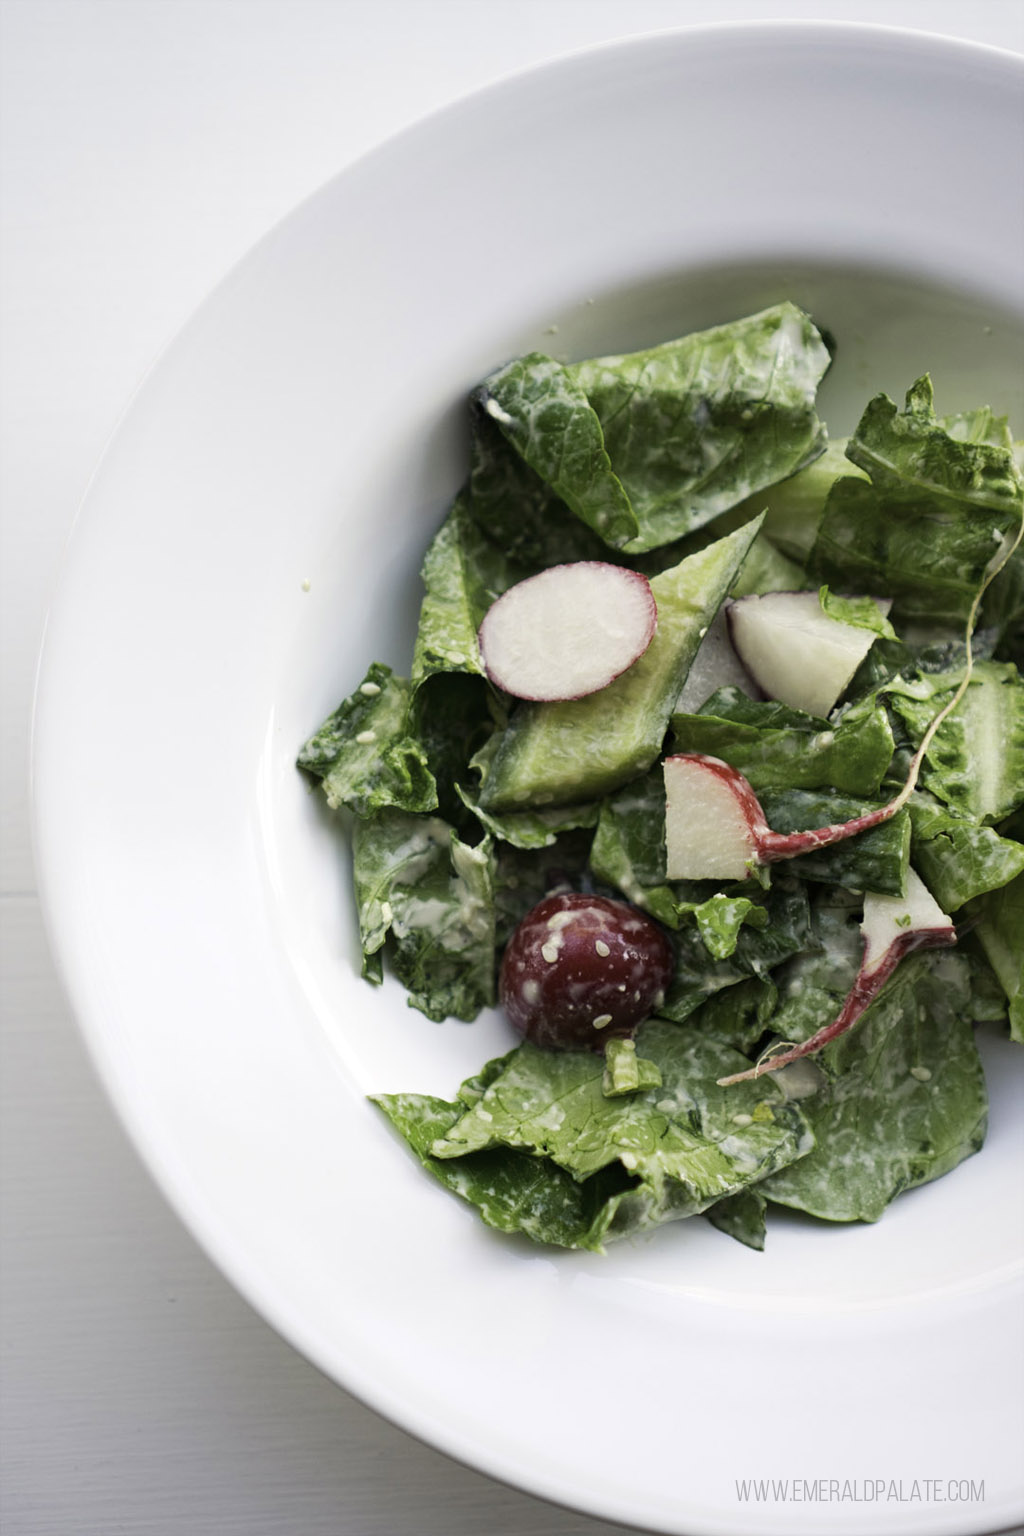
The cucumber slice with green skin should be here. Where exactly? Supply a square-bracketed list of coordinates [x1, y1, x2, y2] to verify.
[476, 516, 764, 812]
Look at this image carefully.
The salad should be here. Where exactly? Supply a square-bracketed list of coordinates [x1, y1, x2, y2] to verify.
[298, 303, 1024, 1252]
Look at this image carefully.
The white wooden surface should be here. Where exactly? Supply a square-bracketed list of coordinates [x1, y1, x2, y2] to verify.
[3, 3, 1023, 1532]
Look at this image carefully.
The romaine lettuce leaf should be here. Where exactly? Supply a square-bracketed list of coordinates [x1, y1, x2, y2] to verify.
[297, 662, 436, 816]
[352, 810, 495, 1019]
[706, 1188, 767, 1251]
[455, 781, 598, 850]
[886, 660, 1024, 823]
[729, 436, 862, 562]
[818, 586, 897, 638]
[476, 516, 764, 811]
[967, 873, 1024, 1043]
[571, 303, 830, 552]
[658, 877, 812, 1021]
[429, 1020, 814, 1240]
[373, 1087, 633, 1250]
[670, 687, 895, 797]
[809, 377, 1024, 626]
[758, 788, 911, 895]
[409, 672, 497, 832]
[677, 894, 768, 960]
[472, 354, 637, 549]
[466, 398, 612, 571]
[762, 952, 987, 1222]
[908, 793, 1024, 911]
[687, 976, 779, 1054]
[411, 496, 522, 686]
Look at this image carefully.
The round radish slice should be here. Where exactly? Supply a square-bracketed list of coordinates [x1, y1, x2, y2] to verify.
[478, 562, 656, 701]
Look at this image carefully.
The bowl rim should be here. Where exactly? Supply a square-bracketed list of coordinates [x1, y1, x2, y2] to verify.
[30, 21, 1024, 1536]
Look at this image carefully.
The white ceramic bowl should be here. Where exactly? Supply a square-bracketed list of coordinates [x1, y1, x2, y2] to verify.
[33, 24, 1024, 1536]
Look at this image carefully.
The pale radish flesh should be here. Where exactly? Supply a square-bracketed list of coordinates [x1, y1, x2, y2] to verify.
[718, 869, 956, 1084]
[663, 754, 766, 880]
[727, 590, 892, 718]
[663, 752, 899, 880]
[478, 561, 656, 701]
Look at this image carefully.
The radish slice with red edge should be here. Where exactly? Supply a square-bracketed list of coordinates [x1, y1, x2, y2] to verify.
[478, 562, 656, 701]
[717, 870, 956, 1085]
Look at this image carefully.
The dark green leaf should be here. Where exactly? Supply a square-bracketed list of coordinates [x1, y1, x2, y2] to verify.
[411, 496, 523, 686]
[297, 662, 436, 816]
[372, 1089, 633, 1250]
[431, 1020, 814, 1241]
[760, 788, 911, 895]
[706, 1189, 767, 1250]
[908, 793, 1024, 911]
[762, 952, 987, 1222]
[670, 687, 895, 796]
[886, 661, 1024, 824]
[658, 877, 812, 1021]
[571, 303, 830, 552]
[475, 354, 637, 548]
[351, 810, 495, 1020]
[809, 377, 1024, 626]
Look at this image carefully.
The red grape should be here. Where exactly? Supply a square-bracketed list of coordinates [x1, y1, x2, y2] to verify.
[499, 892, 673, 1051]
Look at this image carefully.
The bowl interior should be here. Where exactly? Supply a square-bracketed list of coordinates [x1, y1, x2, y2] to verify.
[34, 26, 1024, 1535]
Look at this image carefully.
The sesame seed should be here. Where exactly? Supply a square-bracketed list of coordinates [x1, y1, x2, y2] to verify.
[910, 1065, 933, 1082]
[355, 730, 376, 745]
[595, 940, 610, 957]
[541, 942, 559, 964]
[359, 681, 381, 696]
[592, 1013, 613, 1029]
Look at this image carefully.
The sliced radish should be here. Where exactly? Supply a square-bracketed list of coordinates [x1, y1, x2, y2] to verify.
[664, 754, 766, 879]
[675, 608, 758, 714]
[663, 751, 903, 881]
[727, 590, 892, 718]
[477, 561, 656, 701]
[718, 869, 956, 1084]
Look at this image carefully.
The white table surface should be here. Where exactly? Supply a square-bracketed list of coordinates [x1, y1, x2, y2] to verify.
[3, 3, 1023, 1533]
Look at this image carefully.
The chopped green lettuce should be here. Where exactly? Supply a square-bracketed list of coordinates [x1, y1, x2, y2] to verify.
[297, 662, 436, 816]
[670, 687, 895, 797]
[473, 354, 637, 549]
[658, 878, 812, 1022]
[967, 873, 1024, 1042]
[572, 303, 830, 552]
[818, 586, 897, 639]
[602, 1038, 663, 1097]
[679, 894, 769, 960]
[809, 377, 1024, 626]
[411, 497, 522, 685]
[352, 811, 495, 1019]
[762, 952, 987, 1222]
[417, 1021, 813, 1245]
[886, 661, 1024, 823]
[908, 794, 1024, 911]
[706, 1188, 768, 1251]
[373, 1087, 633, 1250]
